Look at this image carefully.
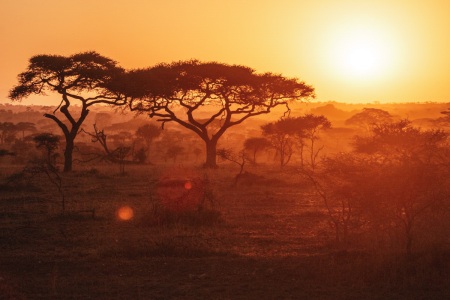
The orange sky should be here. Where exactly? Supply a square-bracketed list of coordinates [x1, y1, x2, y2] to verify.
[1, 0, 450, 104]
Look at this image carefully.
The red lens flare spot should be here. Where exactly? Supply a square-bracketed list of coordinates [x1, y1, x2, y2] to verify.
[117, 206, 134, 221]
[184, 181, 192, 190]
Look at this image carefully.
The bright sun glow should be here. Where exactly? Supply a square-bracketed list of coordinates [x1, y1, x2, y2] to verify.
[327, 25, 395, 83]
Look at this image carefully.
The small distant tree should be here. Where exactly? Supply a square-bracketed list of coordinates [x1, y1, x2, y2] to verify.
[295, 114, 331, 170]
[243, 137, 271, 164]
[345, 108, 393, 132]
[135, 123, 161, 162]
[261, 120, 294, 168]
[0, 122, 18, 144]
[15, 122, 37, 140]
[352, 119, 421, 157]
[33, 133, 60, 167]
[9, 51, 126, 172]
[262, 114, 330, 169]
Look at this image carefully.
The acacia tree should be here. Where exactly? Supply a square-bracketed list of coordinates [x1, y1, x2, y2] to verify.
[16, 122, 37, 140]
[33, 133, 60, 167]
[296, 114, 331, 170]
[261, 120, 295, 168]
[120, 60, 314, 168]
[135, 123, 161, 161]
[261, 114, 330, 169]
[9, 51, 126, 172]
[0, 122, 18, 144]
[243, 137, 271, 164]
[345, 108, 393, 132]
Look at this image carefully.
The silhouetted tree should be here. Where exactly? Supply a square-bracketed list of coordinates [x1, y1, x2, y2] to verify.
[261, 119, 295, 168]
[33, 133, 60, 167]
[0, 122, 18, 144]
[120, 60, 314, 168]
[135, 123, 161, 161]
[9, 51, 126, 172]
[15, 122, 37, 140]
[352, 119, 428, 158]
[345, 108, 393, 132]
[295, 114, 331, 169]
[261, 115, 330, 169]
[243, 137, 271, 164]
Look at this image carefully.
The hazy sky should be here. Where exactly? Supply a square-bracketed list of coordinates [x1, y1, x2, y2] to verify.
[1, 0, 450, 104]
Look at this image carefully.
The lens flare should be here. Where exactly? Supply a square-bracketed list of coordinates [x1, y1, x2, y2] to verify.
[155, 167, 204, 212]
[117, 206, 134, 221]
[184, 181, 192, 190]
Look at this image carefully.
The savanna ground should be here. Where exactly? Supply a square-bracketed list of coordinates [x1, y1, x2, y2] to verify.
[1, 163, 449, 299]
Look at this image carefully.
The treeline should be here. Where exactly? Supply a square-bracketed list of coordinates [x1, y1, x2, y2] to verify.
[1, 103, 449, 171]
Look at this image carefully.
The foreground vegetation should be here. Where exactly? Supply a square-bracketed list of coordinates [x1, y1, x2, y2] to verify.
[1, 162, 450, 299]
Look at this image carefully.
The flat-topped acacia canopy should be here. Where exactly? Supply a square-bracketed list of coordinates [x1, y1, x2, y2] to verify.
[120, 60, 315, 167]
[9, 51, 126, 172]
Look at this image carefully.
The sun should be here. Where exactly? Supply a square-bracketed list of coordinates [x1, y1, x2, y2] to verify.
[340, 38, 380, 75]
[327, 26, 395, 83]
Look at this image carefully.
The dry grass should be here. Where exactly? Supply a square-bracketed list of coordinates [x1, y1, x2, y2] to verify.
[0, 163, 449, 299]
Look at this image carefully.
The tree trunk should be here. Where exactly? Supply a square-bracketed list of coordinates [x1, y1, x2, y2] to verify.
[44, 104, 90, 173]
[204, 140, 218, 168]
[63, 136, 75, 172]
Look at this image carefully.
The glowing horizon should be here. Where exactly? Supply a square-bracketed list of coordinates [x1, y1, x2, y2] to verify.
[1, 0, 450, 105]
